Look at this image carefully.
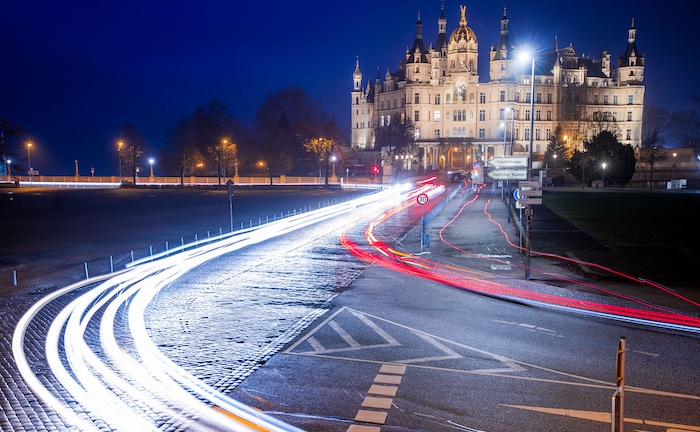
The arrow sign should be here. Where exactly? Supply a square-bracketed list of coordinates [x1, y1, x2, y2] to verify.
[487, 168, 527, 181]
[487, 156, 528, 169]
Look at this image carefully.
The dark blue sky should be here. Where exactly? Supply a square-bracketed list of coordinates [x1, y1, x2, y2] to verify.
[1, 0, 696, 175]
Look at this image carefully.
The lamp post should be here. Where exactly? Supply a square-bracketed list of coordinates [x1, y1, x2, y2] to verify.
[218, 139, 226, 186]
[331, 155, 337, 179]
[553, 154, 557, 170]
[5, 159, 11, 180]
[75, 159, 79, 177]
[527, 56, 535, 181]
[672, 152, 677, 182]
[117, 141, 124, 183]
[501, 122, 507, 156]
[149, 158, 155, 179]
[602, 162, 607, 188]
[27, 142, 33, 183]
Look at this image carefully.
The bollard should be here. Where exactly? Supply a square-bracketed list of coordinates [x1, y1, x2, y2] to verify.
[165, 241, 169, 252]
[207, 230, 210, 238]
[219, 227, 222, 235]
[181, 237, 184, 246]
[131, 250, 134, 262]
[194, 234, 198, 245]
[84, 262, 89, 279]
[240, 222, 243, 230]
[12, 270, 17, 285]
[149, 245, 153, 256]
[266, 216, 269, 224]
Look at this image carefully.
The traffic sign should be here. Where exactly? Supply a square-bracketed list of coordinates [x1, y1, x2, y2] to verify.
[518, 181, 541, 190]
[519, 197, 542, 206]
[416, 193, 429, 205]
[487, 168, 527, 181]
[487, 156, 528, 169]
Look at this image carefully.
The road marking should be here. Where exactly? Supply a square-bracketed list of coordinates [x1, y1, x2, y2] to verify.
[492, 319, 562, 337]
[349, 362, 407, 431]
[634, 350, 660, 358]
[329, 320, 361, 348]
[501, 404, 700, 430]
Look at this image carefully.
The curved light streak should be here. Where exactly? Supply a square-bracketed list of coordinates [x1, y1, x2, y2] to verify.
[14, 186, 408, 431]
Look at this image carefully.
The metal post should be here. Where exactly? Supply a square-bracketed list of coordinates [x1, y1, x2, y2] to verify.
[84, 262, 89, 279]
[528, 57, 535, 182]
[612, 336, 626, 432]
[525, 206, 532, 280]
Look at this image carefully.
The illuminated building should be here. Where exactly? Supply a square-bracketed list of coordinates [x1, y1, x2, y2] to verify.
[351, 5, 645, 172]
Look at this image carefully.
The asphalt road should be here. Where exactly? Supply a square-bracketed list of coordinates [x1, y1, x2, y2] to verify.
[2, 185, 699, 431]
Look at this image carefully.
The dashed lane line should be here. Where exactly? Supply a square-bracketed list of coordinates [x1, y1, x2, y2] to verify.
[349, 364, 407, 432]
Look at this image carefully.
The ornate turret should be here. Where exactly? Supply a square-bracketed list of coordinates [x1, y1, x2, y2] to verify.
[618, 19, 644, 84]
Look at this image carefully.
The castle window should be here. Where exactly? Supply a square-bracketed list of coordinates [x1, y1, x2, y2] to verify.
[434, 130, 440, 138]
[434, 110, 441, 121]
[546, 128, 551, 140]
[627, 111, 632, 121]
[614, 95, 618, 105]
[435, 94, 441, 105]
[525, 92, 531, 103]
[536, 110, 541, 121]
[500, 91, 505, 102]
[479, 110, 485, 121]
[546, 110, 552, 121]
[535, 128, 541, 140]
[628, 94, 634, 104]
[547, 93, 552, 104]
[478, 128, 485, 139]
[415, 93, 420, 104]
[479, 93, 486, 103]
[525, 110, 530, 120]
[380, 116, 385, 127]
[414, 111, 420, 122]
[536, 93, 541, 103]
[457, 84, 466, 101]
[626, 129, 632, 140]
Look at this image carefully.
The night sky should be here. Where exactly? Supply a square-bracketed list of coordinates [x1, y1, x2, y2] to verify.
[1, 0, 696, 175]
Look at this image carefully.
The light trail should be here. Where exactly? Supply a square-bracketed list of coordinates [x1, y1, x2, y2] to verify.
[13, 186, 407, 431]
[340, 180, 700, 335]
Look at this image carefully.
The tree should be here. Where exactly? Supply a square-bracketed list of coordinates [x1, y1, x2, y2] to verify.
[571, 131, 635, 186]
[118, 124, 147, 184]
[668, 109, 700, 149]
[191, 99, 245, 185]
[640, 106, 670, 190]
[0, 118, 26, 177]
[375, 113, 416, 174]
[161, 117, 199, 184]
[544, 125, 569, 169]
[252, 86, 319, 181]
[303, 114, 344, 185]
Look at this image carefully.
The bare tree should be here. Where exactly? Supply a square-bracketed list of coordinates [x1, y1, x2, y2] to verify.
[0, 118, 26, 177]
[640, 106, 670, 190]
[668, 109, 700, 148]
[118, 124, 147, 184]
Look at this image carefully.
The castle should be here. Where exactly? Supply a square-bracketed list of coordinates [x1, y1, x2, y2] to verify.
[350, 4, 644, 175]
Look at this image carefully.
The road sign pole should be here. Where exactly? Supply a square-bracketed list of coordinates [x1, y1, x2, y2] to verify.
[525, 206, 532, 280]
[612, 336, 626, 432]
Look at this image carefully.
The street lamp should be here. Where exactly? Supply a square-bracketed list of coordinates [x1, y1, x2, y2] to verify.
[501, 122, 507, 156]
[519, 50, 536, 181]
[602, 162, 607, 188]
[75, 159, 79, 176]
[117, 141, 124, 182]
[27, 142, 33, 182]
[672, 152, 677, 182]
[331, 155, 337, 178]
[5, 159, 11, 180]
[149, 158, 155, 179]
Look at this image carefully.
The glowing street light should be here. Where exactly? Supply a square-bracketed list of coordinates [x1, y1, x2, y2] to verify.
[5, 158, 11, 180]
[602, 162, 607, 188]
[27, 142, 33, 183]
[149, 158, 155, 178]
[331, 155, 337, 178]
[117, 141, 124, 182]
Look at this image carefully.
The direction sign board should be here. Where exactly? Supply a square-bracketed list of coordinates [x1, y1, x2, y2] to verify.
[518, 181, 541, 190]
[487, 156, 528, 169]
[519, 197, 542, 206]
[487, 168, 527, 181]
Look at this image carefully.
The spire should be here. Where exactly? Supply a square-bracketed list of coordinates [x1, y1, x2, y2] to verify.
[416, 11, 423, 39]
[554, 35, 559, 52]
[500, 7, 509, 34]
[628, 18, 636, 43]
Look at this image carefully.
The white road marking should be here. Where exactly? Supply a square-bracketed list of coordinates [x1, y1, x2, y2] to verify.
[329, 320, 361, 348]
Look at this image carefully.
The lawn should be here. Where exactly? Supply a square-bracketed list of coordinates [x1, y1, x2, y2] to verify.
[544, 190, 700, 261]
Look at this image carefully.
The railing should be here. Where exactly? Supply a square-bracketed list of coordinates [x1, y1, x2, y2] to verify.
[4, 175, 387, 189]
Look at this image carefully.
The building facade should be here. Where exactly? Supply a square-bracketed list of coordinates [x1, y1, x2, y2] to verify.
[351, 5, 645, 174]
